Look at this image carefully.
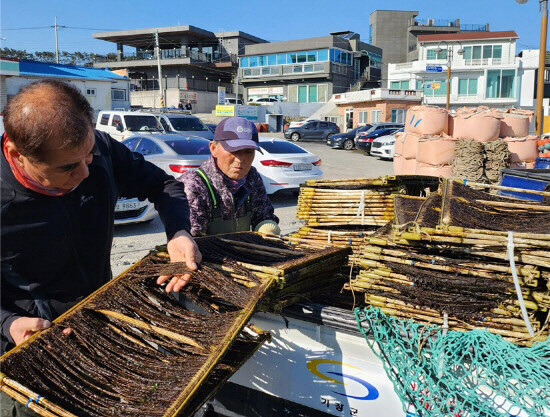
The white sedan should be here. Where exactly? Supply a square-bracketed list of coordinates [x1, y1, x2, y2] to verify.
[115, 134, 211, 225]
[255, 137, 322, 194]
[369, 128, 403, 160]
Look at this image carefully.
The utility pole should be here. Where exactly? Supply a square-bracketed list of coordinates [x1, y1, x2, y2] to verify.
[154, 30, 165, 108]
[536, 0, 548, 136]
[52, 17, 66, 64]
[234, 74, 239, 103]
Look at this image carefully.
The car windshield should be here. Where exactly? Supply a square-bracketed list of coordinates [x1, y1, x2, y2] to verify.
[164, 139, 211, 156]
[167, 116, 209, 132]
[124, 115, 163, 131]
[259, 141, 307, 154]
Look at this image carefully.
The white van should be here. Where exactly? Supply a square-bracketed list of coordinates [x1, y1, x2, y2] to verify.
[224, 98, 243, 105]
[95, 111, 164, 141]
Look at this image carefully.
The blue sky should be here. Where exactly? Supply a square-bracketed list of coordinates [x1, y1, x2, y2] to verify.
[0, 0, 547, 55]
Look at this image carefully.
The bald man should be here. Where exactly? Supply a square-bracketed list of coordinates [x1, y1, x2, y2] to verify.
[1, 79, 201, 361]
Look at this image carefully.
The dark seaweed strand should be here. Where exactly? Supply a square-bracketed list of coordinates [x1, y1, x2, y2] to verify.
[197, 238, 286, 265]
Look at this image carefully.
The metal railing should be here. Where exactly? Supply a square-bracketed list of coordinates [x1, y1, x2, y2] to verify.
[93, 48, 238, 64]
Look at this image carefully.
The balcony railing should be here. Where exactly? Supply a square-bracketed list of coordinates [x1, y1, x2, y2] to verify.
[94, 47, 238, 64]
[241, 62, 327, 78]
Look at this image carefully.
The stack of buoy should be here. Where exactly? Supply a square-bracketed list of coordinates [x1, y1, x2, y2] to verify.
[537, 136, 550, 158]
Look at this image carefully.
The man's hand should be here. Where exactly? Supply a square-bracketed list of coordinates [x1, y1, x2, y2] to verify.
[157, 230, 202, 293]
[9, 316, 51, 346]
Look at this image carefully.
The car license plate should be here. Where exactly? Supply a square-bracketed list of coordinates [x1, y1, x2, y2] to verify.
[293, 163, 312, 171]
[115, 201, 140, 211]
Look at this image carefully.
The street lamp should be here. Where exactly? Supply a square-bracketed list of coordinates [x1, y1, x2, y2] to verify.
[435, 41, 465, 110]
[516, 0, 547, 136]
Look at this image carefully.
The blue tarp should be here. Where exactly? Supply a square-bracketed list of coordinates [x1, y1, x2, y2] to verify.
[19, 60, 126, 81]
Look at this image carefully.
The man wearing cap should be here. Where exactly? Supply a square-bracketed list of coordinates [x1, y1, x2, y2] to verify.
[179, 116, 279, 236]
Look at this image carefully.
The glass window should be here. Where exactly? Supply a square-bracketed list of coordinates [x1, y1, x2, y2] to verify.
[122, 137, 140, 152]
[308, 85, 317, 102]
[287, 53, 297, 64]
[277, 53, 286, 64]
[391, 81, 400, 89]
[459, 78, 478, 96]
[401, 80, 410, 90]
[243, 69, 252, 77]
[463, 46, 472, 60]
[493, 45, 502, 59]
[112, 89, 125, 101]
[100, 113, 110, 126]
[307, 51, 317, 62]
[288, 85, 298, 102]
[249, 56, 258, 67]
[165, 138, 210, 156]
[318, 49, 328, 61]
[111, 115, 122, 127]
[333, 49, 341, 63]
[123, 115, 162, 131]
[391, 109, 406, 123]
[469, 78, 478, 95]
[501, 69, 515, 98]
[298, 85, 308, 103]
[427, 49, 446, 60]
[262, 67, 271, 75]
[304, 64, 314, 72]
[317, 84, 327, 102]
[297, 51, 307, 63]
[136, 138, 163, 155]
[258, 55, 266, 66]
[370, 110, 381, 124]
[483, 45, 493, 59]
[416, 80, 423, 90]
[330, 49, 335, 61]
[259, 140, 307, 154]
[166, 116, 208, 132]
[472, 46, 482, 59]
[268, 54, 277, 65]
[358, 111, 368, 124]
[240, 57, 249, 68]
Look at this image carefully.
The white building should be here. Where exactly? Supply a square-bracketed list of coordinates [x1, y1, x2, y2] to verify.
[1, 59, 131, 120]
[387, 31, 538, 111]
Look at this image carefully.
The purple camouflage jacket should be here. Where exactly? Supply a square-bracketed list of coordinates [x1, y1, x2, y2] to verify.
[179, 156, 278, 236]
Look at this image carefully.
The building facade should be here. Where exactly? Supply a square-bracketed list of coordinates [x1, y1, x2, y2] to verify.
[0, 59, 130, 119]
[369, 10, 489, 82]
[387, 31, 538, 111]
[238, 31, 382, 104]
[93, 25, 266, 112]
[332, 88, 422, 129]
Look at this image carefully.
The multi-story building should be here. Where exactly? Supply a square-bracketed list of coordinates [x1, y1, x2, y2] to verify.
[93, 25, 266, 112]
[369, 10, 489, 82]
[387, 31, 538, 112]
[238, 31, 382, 104]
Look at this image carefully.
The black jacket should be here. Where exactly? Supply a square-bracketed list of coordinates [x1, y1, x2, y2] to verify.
[1, 130, 190, 354]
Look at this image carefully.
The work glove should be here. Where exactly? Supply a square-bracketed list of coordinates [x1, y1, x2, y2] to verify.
[254, 220, 281, 236]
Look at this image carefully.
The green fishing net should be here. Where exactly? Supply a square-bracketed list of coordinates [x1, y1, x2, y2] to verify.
[355, 307, 550, 417]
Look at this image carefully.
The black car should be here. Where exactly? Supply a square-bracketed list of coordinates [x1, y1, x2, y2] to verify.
[205, 123, 217, 134]
[326, 125, 373, 150]
[355, 127, 402, 154]
[284, 120, 339, 142]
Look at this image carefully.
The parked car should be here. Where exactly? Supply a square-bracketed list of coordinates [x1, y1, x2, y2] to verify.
[284, 120, 339, 142]
[355, 127, 402, 154]
[155, 113, 214, 140]
[224, 98, 244, 105]
[354, 122, 404, 143]
[288, 118, 320, 129]
[115, 134, 211, 225]
[255, 137, 322, 194]
[326, 125, 373, 150]
[248, 97, 280, 104]
[370, 128, 404, 160]
[95, 111, 164, 141]
[205, 123, 217, 134]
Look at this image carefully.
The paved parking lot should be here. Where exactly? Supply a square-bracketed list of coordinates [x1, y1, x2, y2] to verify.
[110, 136, 394, 275]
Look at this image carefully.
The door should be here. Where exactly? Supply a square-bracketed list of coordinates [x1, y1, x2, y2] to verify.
[302, 122, 318, 139]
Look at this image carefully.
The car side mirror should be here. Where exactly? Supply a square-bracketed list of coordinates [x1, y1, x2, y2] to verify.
[116, 124, 123, 132]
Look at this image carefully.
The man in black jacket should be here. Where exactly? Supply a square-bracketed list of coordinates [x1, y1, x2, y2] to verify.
[1, 79, 201, 359]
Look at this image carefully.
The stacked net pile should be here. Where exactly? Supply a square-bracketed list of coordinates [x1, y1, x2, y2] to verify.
[355, 307, 550, 417]
[452, 139, 485, 182]
[345, 180, 550, 345]
[289, 176, 440, 258]
[484, 139, 511, 183]
[0, 233, 349, 417]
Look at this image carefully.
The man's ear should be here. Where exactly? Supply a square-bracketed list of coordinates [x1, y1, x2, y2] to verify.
[5, 141, 24, 165]
[208, 141, 218, 156]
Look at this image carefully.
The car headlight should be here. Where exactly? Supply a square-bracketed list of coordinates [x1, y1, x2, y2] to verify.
[388, 140, 395, 145]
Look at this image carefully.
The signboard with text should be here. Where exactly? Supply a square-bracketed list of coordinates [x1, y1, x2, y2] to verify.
[215, 105, 235, 117]
[425, 83, 441, 90]
[235, 105, 258, 120]
[218, 86, 226, 105]
[179, 90, 197, 101]
[425, 65, 443, 73]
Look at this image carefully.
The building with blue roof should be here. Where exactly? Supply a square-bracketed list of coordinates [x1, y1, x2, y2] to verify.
[1, 59, 130, 118]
